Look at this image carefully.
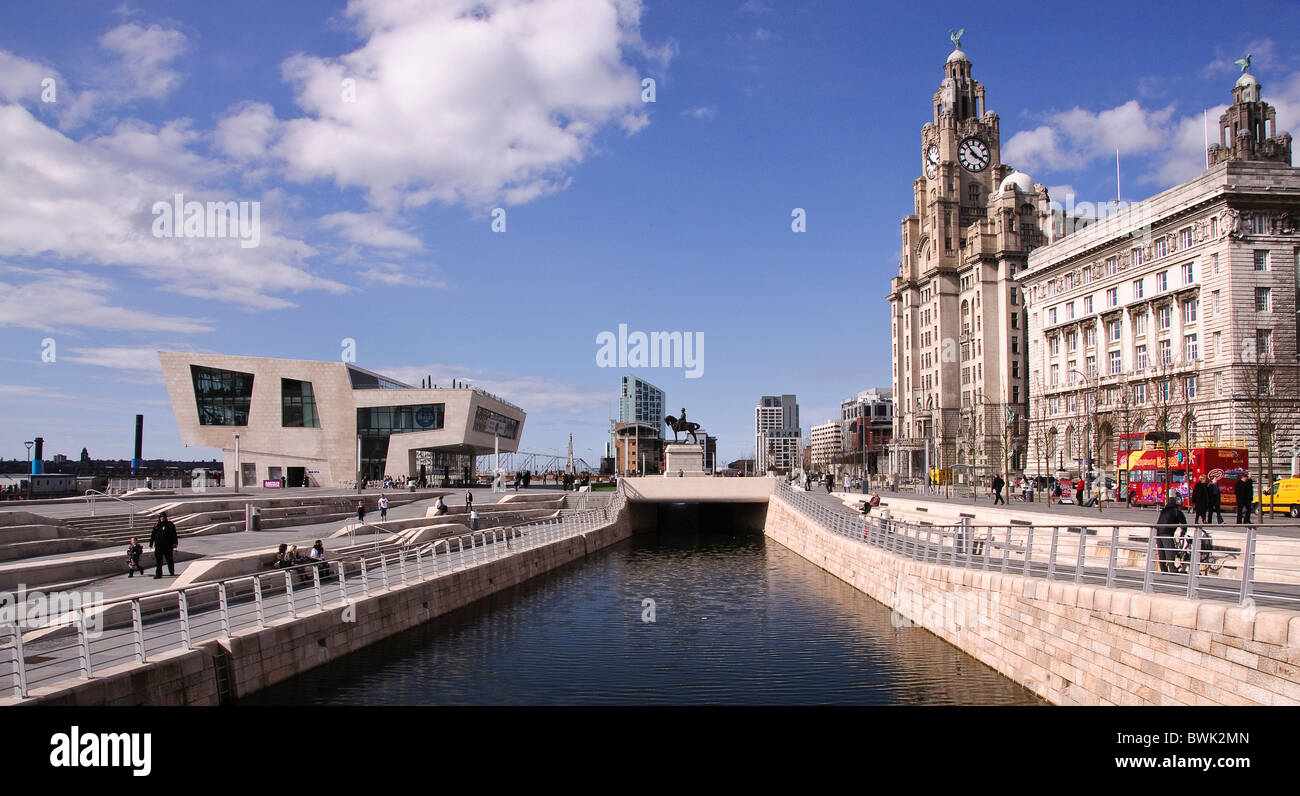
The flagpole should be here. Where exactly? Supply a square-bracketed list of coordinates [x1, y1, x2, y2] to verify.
[1203, 109, 1210, 169]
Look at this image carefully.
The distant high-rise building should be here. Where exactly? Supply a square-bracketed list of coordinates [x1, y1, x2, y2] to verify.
[755, 394, 800, 472]
[620, 375, 666, 430]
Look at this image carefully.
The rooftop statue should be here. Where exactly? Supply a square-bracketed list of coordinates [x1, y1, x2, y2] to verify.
[1234, 53, 1251, 73]
[665, 408, 701, 445]
[949, 28, 964, 50]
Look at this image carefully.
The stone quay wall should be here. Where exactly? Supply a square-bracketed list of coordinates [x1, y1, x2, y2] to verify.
[764, 495, 1300, 706]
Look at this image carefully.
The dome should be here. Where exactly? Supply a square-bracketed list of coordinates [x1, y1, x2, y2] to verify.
[947, 48, 968, 63]
[1236, 71, 1259, 88]
[999, 170, 1035, 194]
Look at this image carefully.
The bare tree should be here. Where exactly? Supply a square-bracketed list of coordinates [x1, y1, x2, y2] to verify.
[1114, 376, 1147, 503]
[1231, 322, 1300, 520]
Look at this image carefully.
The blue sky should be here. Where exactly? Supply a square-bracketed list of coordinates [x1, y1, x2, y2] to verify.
[2, 0, 1298, 467]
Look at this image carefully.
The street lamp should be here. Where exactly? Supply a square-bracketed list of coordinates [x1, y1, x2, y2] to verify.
[234, 432, 240, 494]
[23, 441, 33, 499]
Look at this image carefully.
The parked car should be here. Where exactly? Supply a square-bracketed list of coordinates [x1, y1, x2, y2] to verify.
[1257, 477, 1300, 518]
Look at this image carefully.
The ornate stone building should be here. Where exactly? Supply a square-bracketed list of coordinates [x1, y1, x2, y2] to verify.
[1020, 69, 1298, 484]
[886, 42, 1048, 482]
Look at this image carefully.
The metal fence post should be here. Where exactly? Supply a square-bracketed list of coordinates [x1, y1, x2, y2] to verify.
[76, 610, 92, 679]
[415, 547, 425, 579]
[1074, 527, 1087, 584]
[1187, 529, 1202, 600]
[399, 550, 408, 586]
[963, 518, 974, 569]
[8, 624, 28, 698]
[1002, 527, 1012, 574]
[1239, 527, 1256, 605]
[380, 553, 391, 590]
[360, 558, 372, 598]
[1142, 530, 1157, 594]
[217, 583, 231, 639]
[178, 591, 192, 649]
[132, 599, 146, 662]
[1047, 526, 1060, 581]
[313, 566, 324, 611]
[1107, 526, 1119, 588]
[285, 572, 296, 619]
[1023, 525, 1035, 577]
[253, 576, 266, 627]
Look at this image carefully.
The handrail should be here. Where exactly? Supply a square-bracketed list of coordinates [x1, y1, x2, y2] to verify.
[83, 489, 141, 529]
[4, 483, 628, 700]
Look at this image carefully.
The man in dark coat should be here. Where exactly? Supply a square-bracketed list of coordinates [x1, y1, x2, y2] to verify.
[1191, 475, 1211, 524]
[991, 474, 1005, 505]
[1154, 496, 1187, 573]
[149, 512, 179, 579]
[1209, 477, 1225, 524]
[1234, 473, 1254, 524]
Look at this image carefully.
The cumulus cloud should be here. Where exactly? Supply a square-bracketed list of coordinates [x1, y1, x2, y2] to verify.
[98, 22, 188, 99]
[320, 211, 422, 250]
[0, 50, 54, 104]
[1005, 100, 1175, 173]
[214, 102, 281, 162]
[270, 0, 666, 209]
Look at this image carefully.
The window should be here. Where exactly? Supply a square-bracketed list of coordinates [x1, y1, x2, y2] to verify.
[1067, 302, 1076, 320]
[1050, 364, 1060, 386]
[969, 183, 980, 206]
[1067, 394, 1077, 413]
[1212, 290, 1220, 315]
[1158, 339, 1172, 365]
[1013, 385, 1020, 403]
[1134, 383, 1146, 404]
[191, 365, 254, 426]
[1157, 306, 1171, 330]
[1182, 262, 1194, 284]
[1136, 344, 1148, 369]
[1251, 214, 1266, 235]
[1103, 256, 1118, 275]
[1184, 333, 1198, 360]
[1106, 287, 1118, 307]
[1067, 331, 1078, 352]
[1156, 271, 1169, 292]
[1050, 337, 1060, 355]
[1109, 350, 1122, 374]
[1086, 355, 1097, 377]
[1135, 313, 1148, 336]
[1259, 370, 1275, 394]
[1012, 336, 1020, 354]
[1183, 299, 1197, 324]
[1107, 319, 1121, 342]
[1210, 217, 1219, 240]
[1257, 328, 1273, 358]
[1011, 287, 1019, 305]
[358, 403, 447, 478]
[1012, 361, 1020, 378]
[1179, 228, 1193, 249]
[1155, 238, 1168, 258]
[1084, 326, 1097, 346]
[1048, 307, 1058, 325]
[474, 407, 520, 439]
[281, 378, 320, 428]
[1212, 331, 1221, 359]
[1084, 295, 1094, 314]
[1132, 247, 1144, 266]
[1184, 376, 1197, 399]
[1254, 250, 1269, 271]
[1158, 380, 1171, 402]
[1256, 287, 1271, 312]
[1011, 314, 1019, 329]
[1132, 278, 1144, 299]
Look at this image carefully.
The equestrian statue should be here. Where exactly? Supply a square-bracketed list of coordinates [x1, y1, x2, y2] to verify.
[664, 408, 701, 445]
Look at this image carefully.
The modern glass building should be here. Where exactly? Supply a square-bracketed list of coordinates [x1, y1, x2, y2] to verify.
[160, 352, 526, 488]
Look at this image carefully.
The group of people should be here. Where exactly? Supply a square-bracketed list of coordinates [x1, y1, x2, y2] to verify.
[1190, 472, 1256, 524]
[273, 540, 327, 570]
[125, 512, 179, 579]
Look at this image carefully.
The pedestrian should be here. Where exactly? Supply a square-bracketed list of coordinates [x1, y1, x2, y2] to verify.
[1234, 473, 1254, 524]
[357, 500, 366, 523]
[1155, 495, 1188, 573]
[149, 512, 178, 579]
[513, 473, 521, 491]
[379, 493, 389, 520]
[1191, 474, 1210, 524]
[1209, 477, 1225, 524]
[434, 495, 448, 516]
[465, 489, 474, 509]
[1075, 478, 1084, 506]
[125, 537, 144, 578]
[991, 473, 1005, 505]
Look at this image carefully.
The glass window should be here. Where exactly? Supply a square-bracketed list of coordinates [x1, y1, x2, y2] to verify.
[1109, 350, 1122, 374]
[1254, 250, 1269, 271]
[1132, 278, 1144, 299]
[1183, 299, 1197, 324]
[1182, 262, 1194, 284]
[1184, 334, 1198, 361]
[281, 378, 320, 428]
[1159, 339, 1171, 365]
[1156, 271, 1168, 292]
[1136, 345, 1148, 369]
[473, 407, 521, 440]
[356, 403, 446, 480]
[1256, 287, 1271, 312]
[1158, 306, 1171, 330]
[191, 365, 254, 426]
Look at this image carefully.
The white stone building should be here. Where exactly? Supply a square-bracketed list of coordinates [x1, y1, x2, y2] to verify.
[810, 421, 842, 472]
[1019, 70, 1298, 482]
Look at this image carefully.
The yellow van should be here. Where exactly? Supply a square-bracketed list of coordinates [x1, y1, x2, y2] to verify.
[1257, 477, 1300, 517]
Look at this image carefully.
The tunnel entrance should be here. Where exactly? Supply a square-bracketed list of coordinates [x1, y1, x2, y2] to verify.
[652, 501, 768, 534]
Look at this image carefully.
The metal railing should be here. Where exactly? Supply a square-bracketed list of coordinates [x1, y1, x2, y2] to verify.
[83, 490, 142, 528]
[1, 483, 626, 700]
[773, 480, 1300, 611]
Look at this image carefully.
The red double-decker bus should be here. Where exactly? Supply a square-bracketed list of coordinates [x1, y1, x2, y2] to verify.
[1120, 433, 1249, 508]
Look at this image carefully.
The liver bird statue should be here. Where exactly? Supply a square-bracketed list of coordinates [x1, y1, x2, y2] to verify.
[950, 28, 964, 50]
[1234, 53, 1251, 73]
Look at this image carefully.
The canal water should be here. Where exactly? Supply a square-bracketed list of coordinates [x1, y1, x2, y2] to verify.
[242, 528, 1042, 705]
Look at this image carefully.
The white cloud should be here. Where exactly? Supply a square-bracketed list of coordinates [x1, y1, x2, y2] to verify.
[356, 262, 448, 288]
[98, 22, 188, 100]
[0, 384, 80, 402]
[271, 0, 667, 209]
[320, 212, 423, 250]
[0, 266, 213, 333]
[0, 50, 53, 103]
[1005, 100, 1175, 174]
[62, 346, 166, 374]
[682, 105, 715, 120]
[214, 102, 281, 162]
[378, 363, 607, 414]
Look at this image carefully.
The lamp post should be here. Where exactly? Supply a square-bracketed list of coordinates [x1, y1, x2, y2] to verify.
[1067, 368, 1104, 513]
[233, 433, 240, 494]
[24, 441, 33, 499]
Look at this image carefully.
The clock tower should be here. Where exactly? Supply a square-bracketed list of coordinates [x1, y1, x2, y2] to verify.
[887, 37, 1048, 485]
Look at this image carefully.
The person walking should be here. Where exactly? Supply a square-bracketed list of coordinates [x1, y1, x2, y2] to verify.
[465, 489, 474, 510]
[1209, 477, 1225, 524]
[357, 500, 367, 524]
[1075, 478, 1085, 507]
[1155, 495, 1187, 574]
[125, 537, 144, 578]
[1235, 473, 1254, 524]
[1191, 475, 1210, 525]
[149, 512, 178, 579]
[379, 494, 390, 520]
[991, 474, 1005, 505]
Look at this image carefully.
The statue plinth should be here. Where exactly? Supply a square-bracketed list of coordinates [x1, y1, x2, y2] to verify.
[664, 443, 707, 477]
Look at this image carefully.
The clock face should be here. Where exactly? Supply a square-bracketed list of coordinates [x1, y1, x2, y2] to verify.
[958, 137, 991, 172]
[925, 162, 937, 180]
[926, 144, 940, 164]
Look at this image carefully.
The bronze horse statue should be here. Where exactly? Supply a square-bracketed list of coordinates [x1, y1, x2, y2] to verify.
[665, 409, 700, 444]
